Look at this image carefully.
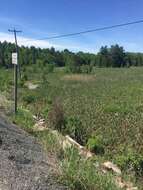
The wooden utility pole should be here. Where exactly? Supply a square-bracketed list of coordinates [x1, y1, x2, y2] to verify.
[8, 28, 22, 113]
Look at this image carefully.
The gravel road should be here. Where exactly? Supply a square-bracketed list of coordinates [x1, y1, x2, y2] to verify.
[0, 117, 67, 190]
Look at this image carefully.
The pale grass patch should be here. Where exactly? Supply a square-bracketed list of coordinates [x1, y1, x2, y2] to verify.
[62, 74, 96, 82]
[0, 92, 12, 112]
[25, 81, 39, 90]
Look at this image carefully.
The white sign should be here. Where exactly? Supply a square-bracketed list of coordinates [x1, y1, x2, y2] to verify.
[12, 53, 18, 65]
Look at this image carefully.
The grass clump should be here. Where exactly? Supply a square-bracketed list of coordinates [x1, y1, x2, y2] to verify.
[61, 148, 120, 190]
[35, 130, 62, 153]
[11, 108, 34, 132]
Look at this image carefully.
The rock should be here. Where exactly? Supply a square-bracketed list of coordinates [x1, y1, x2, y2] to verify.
[25, 82, 39, 90]
[62, 139, 72, 150]
[79, 149, 93, 159]
[115, 177, 125, 188]
[115, 177, 138, 190]
[126, 187, 138, 190]
[102, 161, 122, 175]
[64, 136, 94, 159]
[33, 119, 48, 132]
[65, 135, 84, 149]
[127, 187, 138, 190]
[33, 115, 37, 120]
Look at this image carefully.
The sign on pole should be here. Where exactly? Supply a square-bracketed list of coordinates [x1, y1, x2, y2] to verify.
[12, 53, 18, 65]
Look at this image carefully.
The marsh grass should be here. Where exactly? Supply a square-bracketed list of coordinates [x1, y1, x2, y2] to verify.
[1, 66, 143, 188]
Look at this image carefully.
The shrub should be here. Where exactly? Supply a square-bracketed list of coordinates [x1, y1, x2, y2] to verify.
[81, 64, 93, 74]
[23, 94, 36, 104]
[47, 63, 54, 73]
[48, 98, 66, 132]
[87, 136, 105, 155]
[66, 57, 81, 74]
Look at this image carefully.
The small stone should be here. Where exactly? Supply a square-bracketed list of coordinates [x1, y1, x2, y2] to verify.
[115, 177, 125, 188]
[62, 139, 72, 150]
[102, 161, 122, 175]
[126, 187, 138, 190]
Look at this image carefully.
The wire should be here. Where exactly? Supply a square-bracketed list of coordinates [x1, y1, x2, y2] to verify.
[24, 19, 143, 42]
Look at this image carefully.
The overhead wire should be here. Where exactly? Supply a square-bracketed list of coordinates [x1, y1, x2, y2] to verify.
[24, 19, 143, 42]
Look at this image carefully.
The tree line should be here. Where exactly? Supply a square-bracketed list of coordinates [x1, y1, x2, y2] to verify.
[0, 41, 143, 69]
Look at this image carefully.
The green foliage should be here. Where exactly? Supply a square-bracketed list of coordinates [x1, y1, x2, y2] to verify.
[47, 63, 55, 73]
[66, 55, 81, 73]
[22, 94, 36, 104]
[36, 59, 43, 68]
[41, 104, 51, 119]
[1, 41, 143, 69]
[116, 151, 143, 176]
[65, 54, 93, 74]
[87, 136, 105, 155]
[22, 73, 28, 81]
[81, 64, 93, 74]
[103, 104, 131, 114]
[98, 44, 126, 67]
[0, 69, 12, 91]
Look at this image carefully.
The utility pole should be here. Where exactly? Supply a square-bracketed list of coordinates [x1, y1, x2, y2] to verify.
[8, 28, 22, 113]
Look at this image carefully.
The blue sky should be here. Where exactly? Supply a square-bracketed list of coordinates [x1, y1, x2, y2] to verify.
[0, 0, 143, 53]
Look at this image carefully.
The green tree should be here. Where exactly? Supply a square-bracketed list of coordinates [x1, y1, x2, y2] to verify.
[110, 44, 126, 67]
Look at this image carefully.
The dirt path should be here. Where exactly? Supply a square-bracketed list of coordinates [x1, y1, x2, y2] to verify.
[0, 117, 67, 190]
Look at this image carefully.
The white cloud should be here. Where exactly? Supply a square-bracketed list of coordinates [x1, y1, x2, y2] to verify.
[1, 31, 141, 53]
[0, 32, 94, 52]
[0, 32, 62, 48]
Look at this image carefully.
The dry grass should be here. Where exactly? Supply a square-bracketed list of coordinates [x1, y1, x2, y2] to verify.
[62, 74, 96, 82]
[0, 93, 11, 112]
[25, 81, 39, 90]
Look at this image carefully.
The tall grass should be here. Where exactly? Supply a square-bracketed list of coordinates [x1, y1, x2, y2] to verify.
[1, 66, 143, 188]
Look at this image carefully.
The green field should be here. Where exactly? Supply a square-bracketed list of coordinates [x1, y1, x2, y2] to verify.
[1, 66, 143, 189]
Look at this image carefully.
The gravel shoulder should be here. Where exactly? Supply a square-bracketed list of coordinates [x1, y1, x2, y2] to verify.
[0, 116, 66, 190]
